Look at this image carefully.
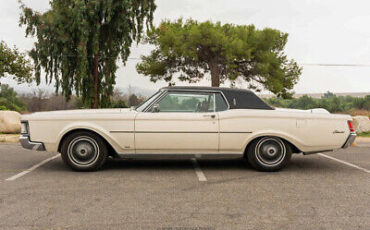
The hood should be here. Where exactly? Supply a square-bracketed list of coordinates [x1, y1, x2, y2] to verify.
[21, 108, 133, 121]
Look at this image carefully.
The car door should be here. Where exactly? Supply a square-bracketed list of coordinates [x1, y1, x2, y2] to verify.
[134, 91, 219, 154]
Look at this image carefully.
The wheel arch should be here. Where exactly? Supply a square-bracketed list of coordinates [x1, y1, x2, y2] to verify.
[57, 128, 118, 157]
[243, 135, 302, 157]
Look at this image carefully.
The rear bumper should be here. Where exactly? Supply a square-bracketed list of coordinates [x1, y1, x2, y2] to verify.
[342, 132, 356, 149]
[19, 135, 46, 151]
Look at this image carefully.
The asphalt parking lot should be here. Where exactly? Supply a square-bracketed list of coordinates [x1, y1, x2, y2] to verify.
[0, 142, 369, 230]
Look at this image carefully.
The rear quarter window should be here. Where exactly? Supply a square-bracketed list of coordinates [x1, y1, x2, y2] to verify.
[215, 93, 228, 111]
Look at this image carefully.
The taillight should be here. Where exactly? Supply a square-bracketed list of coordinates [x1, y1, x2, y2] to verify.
[347, 120, 355, 133]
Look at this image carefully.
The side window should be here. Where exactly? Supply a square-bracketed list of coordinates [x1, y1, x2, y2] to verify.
[215, 93, 228, 111]
[150, 92, 215, 112]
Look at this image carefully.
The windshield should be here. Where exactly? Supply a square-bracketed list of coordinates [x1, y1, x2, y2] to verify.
[135, 90, 161, 112]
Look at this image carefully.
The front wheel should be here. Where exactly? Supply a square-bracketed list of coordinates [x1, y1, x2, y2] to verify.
[61, 131, 108, 171]
[246, 137, 292, 172]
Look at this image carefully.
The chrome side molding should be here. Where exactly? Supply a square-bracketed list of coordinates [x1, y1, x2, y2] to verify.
[117, 153, 244, 160]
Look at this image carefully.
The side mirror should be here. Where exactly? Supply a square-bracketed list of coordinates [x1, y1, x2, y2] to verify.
[152, 104, 160, 113]
[130, 106, 136, 110]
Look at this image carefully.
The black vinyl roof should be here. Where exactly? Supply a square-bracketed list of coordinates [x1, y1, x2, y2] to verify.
[161, 86, 274, 110]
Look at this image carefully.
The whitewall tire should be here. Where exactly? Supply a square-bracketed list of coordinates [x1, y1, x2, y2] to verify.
[61, 131, 108, 171]
[246, 137, 292, 172]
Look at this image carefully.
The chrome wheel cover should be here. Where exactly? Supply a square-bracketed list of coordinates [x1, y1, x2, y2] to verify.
[255, 137, 286, 167]
[67, 136, 100, 167]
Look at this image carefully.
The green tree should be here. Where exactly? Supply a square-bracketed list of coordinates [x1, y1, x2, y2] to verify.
[0, 84, 27, 112]
[112, 99, 127, 108]
[128, 94, 139, 106]
[19, 0, 156, 108]
[0, 41, 33, 83]
[289, 95, 318, 110]
[323, 91, 335, 99]
[137, 19, 301, 98]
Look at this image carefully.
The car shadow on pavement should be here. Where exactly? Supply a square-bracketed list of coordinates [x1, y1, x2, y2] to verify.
[41, 154, 350, 173]
[103, 158, 265, 172]
[103, 158, 196, 171]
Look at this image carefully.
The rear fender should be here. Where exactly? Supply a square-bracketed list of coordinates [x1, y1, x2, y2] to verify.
[242, 130, 304, 153]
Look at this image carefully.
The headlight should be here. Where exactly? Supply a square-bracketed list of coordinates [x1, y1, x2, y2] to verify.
[21, 122, 29, 134]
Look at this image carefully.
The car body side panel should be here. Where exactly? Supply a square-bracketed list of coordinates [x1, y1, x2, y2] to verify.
[25, 110, 136, 153]
[135, 112, 219, 153]
[218, 109, 351, 153]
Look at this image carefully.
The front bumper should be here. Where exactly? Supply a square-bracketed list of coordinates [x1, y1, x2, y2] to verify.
[19, 135, 46, 151]
[342, 132, 356, 149]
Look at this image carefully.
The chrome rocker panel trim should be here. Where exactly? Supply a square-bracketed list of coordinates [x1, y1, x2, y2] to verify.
[117, 153, 243, 160]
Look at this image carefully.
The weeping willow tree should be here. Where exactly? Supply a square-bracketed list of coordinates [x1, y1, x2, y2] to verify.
[19, 0, 156, 108]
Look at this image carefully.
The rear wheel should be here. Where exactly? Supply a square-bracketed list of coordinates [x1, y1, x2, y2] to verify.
[246, 137, 292, 172]
[61, 131, 108, 171]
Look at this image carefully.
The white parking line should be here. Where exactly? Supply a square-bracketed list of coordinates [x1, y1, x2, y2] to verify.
[191, 158, 207, 182]
[5, 154, 61, 181]
[318, 153, 370, 174]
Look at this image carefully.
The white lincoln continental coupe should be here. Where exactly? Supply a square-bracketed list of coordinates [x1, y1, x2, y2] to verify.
[20, 87, 356, 171]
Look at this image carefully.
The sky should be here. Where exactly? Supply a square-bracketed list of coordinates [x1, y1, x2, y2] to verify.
[1, 0, 370, 95]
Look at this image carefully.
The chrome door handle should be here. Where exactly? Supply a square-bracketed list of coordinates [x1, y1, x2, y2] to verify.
[203, 114, 216, 119]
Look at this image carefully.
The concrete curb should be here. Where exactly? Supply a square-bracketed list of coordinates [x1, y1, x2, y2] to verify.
[0, 134, 20, 143]
[355, 136, 370, 143]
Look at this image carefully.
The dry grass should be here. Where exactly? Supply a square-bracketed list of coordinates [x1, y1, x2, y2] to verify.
[347, 109, 370, 117]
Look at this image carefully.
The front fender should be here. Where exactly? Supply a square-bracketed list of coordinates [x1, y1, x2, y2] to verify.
[56, 122, 122, 153]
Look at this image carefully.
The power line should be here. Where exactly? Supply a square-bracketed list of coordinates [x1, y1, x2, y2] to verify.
[301, 63, 370, 67]
[56, 54, 370, 67]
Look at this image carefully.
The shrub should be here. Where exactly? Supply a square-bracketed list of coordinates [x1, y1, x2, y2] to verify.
[0, 105, 8, 110]
[0, 85, 26, 112]
[265, 93, 370, 114]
